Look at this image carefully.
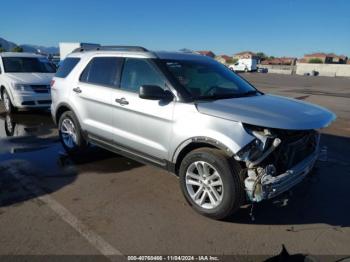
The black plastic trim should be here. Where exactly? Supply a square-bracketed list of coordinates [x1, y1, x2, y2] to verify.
[87, 133, 176, 173]
[172, 136, 234, 163]
[53, 102, 75, 125]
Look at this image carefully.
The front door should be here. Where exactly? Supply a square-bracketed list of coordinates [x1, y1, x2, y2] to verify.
[111, 58, 175, 162]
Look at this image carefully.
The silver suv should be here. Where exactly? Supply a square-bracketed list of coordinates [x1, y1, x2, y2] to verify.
[51, 46, 335, 219]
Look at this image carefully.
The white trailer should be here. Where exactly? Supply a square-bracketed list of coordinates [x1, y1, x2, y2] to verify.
[229, 58, 258, 72]
[59, 42, 100, 60]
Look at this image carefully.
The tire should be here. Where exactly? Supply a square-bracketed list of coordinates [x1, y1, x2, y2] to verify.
[2, 89, 17, 113]
[179, 147, 245, 220]
[58, 111, 87, 154]
[4, 114, 16, 136]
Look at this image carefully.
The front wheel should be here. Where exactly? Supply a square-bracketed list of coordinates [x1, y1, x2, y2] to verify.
[179, 148, 245, 220]
[2, 89, 17, 113]
[58, 111, 87, 154]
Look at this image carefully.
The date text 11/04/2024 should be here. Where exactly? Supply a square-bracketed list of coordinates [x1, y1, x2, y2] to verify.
[127, 255, 220, 261]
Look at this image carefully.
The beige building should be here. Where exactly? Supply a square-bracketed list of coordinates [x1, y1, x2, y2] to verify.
[303, 53, 348, 64]
[233, 51, 258, 60]
[196, 50, 216, 58]
[303, 53, 332, 63]
[215, 55, 233, 64]
[261, 57, 297, 65]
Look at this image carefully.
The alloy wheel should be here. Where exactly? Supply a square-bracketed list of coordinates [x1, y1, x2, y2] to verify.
[185, 161, 224, 209]
[60, 118, 78, 149]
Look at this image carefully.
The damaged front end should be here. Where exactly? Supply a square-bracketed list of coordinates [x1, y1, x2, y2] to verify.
[235, 124, 320, 202]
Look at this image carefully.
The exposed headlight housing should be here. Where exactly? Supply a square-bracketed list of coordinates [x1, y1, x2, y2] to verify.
[235, 124, 276, 162]
[13, 84, 33, 92]
[235, 138, 262, 161]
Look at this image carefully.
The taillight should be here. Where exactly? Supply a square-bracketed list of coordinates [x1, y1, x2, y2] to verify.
[50, 80, 55, 87]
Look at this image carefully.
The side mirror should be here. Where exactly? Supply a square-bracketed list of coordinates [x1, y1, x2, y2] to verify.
[139, 85, 173, 100]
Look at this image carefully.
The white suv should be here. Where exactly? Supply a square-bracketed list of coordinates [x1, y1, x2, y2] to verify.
[51, 46, 335, 219]
[0, 52, 56, 113]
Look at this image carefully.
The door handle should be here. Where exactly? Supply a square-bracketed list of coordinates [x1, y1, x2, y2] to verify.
[115, 97, 129, 105]
[73, 87, 82, 93]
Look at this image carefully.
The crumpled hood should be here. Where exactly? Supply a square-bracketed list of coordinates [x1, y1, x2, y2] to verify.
[5, 73, 54, 85]
[196, 94, 336, 130]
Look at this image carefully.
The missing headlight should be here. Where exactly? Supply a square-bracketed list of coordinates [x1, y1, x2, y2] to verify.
[235, 124, 278, 164]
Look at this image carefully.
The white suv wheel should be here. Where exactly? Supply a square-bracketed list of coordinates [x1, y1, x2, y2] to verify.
[3, 91, 11, 112]
[60, 118, 78, 149]
[58, 111, 87, 154]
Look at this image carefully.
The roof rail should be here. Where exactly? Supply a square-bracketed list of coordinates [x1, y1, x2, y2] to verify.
[72, 45, 149, 53]
[99, 46, 149, 52]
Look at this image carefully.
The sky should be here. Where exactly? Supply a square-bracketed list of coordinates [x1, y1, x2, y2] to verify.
[0, 0, 349, 57]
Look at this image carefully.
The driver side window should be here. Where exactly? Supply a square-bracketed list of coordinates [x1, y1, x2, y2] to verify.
[120, 58, 165, 93]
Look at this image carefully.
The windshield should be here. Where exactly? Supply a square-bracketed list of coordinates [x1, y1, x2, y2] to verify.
[163, 59, 260, 100]
[2, 57, 56, 73]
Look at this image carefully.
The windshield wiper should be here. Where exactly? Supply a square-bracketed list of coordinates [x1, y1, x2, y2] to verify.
[195, 93, 241, 100]
[239, 90, 260, 97]
[195, 90, 261, 101]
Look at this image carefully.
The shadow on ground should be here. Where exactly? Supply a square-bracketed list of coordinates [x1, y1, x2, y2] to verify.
[0, 111, 143, 208]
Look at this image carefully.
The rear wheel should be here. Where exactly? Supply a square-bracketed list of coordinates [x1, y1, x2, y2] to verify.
[2, 89, 17, 113]
[179, 148, 245, 220]
[58, 111, 87, 154]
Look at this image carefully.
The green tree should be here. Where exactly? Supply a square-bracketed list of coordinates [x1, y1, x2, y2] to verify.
[256, 52, 267, 60]
[308, 58, 323, 64]
[226, 58, 238, 64]
[0, 47, 6, 52]
[11, 46, 23, 52]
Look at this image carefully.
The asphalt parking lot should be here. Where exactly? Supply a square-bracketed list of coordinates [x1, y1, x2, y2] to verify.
[0, 73, 349, 260]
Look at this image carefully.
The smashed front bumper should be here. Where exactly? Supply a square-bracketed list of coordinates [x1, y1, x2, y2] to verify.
[261, 150, 318, 199]
[241, 129, 320, 202]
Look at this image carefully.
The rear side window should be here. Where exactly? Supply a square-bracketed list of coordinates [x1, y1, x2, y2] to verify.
[55, 57, 80, 78]
[80, 57, 122, 87]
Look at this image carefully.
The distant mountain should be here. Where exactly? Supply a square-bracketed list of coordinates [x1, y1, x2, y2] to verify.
[19, 44, 37, 53]
[0, 37, 17, 51]
[0, 37, 58, 55]
[20, 44, 59, 55]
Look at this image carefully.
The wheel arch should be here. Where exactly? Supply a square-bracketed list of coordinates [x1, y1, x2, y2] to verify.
[173, 137, 236, 175]
[0, 85, 4, 98]
[1, 85, 7, 99]
[54, 102, 74, 125]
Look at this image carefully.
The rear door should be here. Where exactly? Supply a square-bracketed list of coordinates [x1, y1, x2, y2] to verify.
[71, 56, 123, 140]
[110, 58, 175, 161]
